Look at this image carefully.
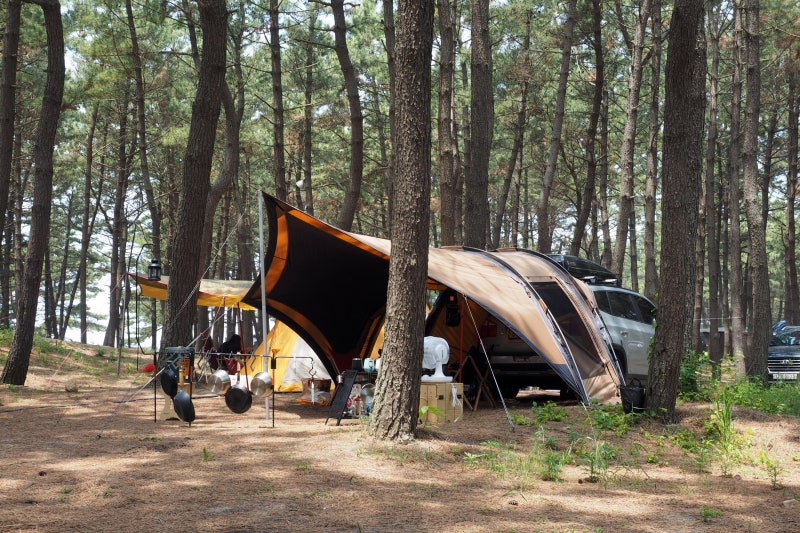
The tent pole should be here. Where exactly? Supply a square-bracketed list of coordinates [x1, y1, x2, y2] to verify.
[258, 193, 273, 427]
[464, 297, 515, 432]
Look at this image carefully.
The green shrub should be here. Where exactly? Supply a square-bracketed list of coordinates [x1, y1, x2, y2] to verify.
[678, 350, 715, 400]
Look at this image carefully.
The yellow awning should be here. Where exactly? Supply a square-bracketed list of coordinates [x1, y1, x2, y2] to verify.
[128, 273, 257, 311]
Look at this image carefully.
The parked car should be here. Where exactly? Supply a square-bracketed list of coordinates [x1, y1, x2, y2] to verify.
[590, 285, 656, 383]
[768, 326, 800, 382]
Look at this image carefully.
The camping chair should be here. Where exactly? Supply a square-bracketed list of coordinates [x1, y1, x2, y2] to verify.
[457, 353, 496, 411]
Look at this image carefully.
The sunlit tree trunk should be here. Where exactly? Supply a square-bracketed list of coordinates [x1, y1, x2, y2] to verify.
[491, 11, 531, 250]
[103, 92, 131, 348]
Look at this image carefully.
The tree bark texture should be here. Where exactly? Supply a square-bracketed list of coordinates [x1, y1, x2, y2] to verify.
[163, 0, 227, 348]
[705, 5, 723, 366]
[536, 0, 576, 254]
[570, 0, 604, 258]
[612, 0, 651, 278]
[647, 0, 705, 420]
[125, 0, 162, 263]
[1, 0, 64, 385]
[437, 0, 457, 246]
[370, 0, 433, 442]
[0, 0, 21, 243]
[331, 0, 364, 232]
[785, 61, 800, 324]
[270, 0, 287, 202]
[728, 0, 746, 375]
[464, 0, 493, 249]
[741, 0, 768, 379]
[644, 0, 661, 300]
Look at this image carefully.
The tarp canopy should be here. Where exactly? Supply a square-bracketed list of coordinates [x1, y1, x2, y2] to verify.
[129, 273, 257, 311]
[242, 193, 624, 403]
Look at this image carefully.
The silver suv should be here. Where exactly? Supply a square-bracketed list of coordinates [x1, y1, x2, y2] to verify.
[590, 285, 656, 384]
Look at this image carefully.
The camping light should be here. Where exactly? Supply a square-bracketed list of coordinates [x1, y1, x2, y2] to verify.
[148, 258, 162, 281]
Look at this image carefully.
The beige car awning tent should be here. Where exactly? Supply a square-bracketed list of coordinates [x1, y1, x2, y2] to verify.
[242, 193, 624, 403]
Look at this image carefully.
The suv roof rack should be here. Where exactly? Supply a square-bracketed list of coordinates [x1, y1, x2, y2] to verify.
[546, 254, 620, 287]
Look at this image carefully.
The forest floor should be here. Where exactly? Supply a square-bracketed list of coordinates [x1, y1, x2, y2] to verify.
[1, 339, 800, 533]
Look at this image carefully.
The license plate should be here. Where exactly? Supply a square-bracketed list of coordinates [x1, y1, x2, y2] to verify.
[773, 373, 798, 380]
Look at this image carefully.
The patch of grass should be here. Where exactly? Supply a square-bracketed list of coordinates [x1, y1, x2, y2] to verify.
[759, 448, 783, 489]
[530, 401, 569, 423]
[585, 403, 632, 436]
[700, 505, 723, 522]
[293, 460, 312, 472]
[727, 379, 800, 417]
[201, 448, 212, 462]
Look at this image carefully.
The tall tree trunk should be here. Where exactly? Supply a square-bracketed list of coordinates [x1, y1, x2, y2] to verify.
[163, 0, 227, 348]
[464, 0, 492, 249]
[438, 0, 457, 246]
[302, 13, 317, 216]
[599, 89, 612, 267]
[647, 0, 705, 420]
[0, 0, 21, 247]
[198, 9, 245, 275]
[0, 0, 21, 328]
[370, 0, 433, 442]
[78, 106, 99, 343]
[1, 0, 64, 385]
[55, 196, 74, 339]
[612, 0, 652, 278]
[125, 0, 162, 265]
[491, 12, 532, 250]
[728, 0, 746, 376]
[270, 0, 287, 202]
[536, 0, 576, 253]
[705, 3, 722, 366]
[331, 0, 364, 232]
[571, 0, 604, 258]
[785, 59, 800, 324]
[741, 0, 768, 379]
[382, 0, 395, 231]
[644, 0, 661, 300]
[103, 92, 131, 348]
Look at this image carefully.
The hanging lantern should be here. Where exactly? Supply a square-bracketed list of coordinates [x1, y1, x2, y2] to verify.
[148, 258, 162, 281]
